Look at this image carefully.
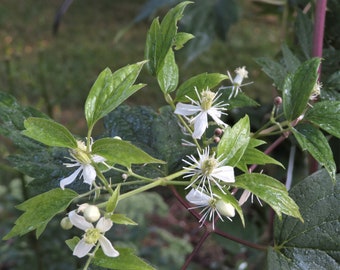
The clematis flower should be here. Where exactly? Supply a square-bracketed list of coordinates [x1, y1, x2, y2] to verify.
[60, 140, 106, 189]
[68, 210, 119, 258]
[183, 147, 235, 195]
[227, 66, 250, 99]
[174, 88, 228, 139]
[186, 188, 235, 230]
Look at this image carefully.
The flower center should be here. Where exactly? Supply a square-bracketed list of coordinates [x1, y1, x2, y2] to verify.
[72, 142, 92, 164]
[200, 90, 216, 111]
[84, 228, 101, 244]
[201, 157, 218, 176]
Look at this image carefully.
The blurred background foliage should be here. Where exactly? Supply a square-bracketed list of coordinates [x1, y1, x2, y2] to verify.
[0, 0, 339, 269]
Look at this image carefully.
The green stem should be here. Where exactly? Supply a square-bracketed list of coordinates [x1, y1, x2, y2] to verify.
[83, 244, 100, 270]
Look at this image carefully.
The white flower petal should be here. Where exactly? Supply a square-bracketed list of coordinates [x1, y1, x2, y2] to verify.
[82, 164, 96, 185]
[60, 167, 82, 189]
[98, 235, 119, 257]
[96, 217, 113, 233]
[208, 108, 226, 126]
[73, 238, 95, 258]
[192, 112, 208, 139]
[238, 190, 251, 206]
[174, 103, 201, 116]
[68, 210, 93, 231]
[186, 189, 210, 206]
[92, 154, 106, 163]
[211, 166, 235, 183]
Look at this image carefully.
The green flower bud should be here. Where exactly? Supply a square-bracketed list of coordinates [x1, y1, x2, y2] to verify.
[60, 217, 73, 230]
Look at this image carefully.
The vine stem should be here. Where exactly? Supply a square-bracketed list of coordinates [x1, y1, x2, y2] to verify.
[309, 0, 327, 174]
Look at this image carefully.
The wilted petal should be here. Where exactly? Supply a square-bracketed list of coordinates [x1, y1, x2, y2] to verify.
[192, 112, 208, 139]
[69, 210, 93, 231]
[174, 103, 201, 116]
[98, 235, 119, 257]
[211, 166, 235, 183]
[186, 188, 210, 206]
[73, 238, 94, 258]
[96, 217, 113, 233]
[82, 164, 96, 185]
[60, 167, 82, 189]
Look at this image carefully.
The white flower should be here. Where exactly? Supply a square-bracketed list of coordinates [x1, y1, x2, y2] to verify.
[174, 88, 228, 139]
[227, 66, 250, 99]
[309, 81, 322, 101]
[68, 210, 119, 258]
[183, 148, 235, 195]
[186, 188, 235, 230]
[60, 140, 106, 189]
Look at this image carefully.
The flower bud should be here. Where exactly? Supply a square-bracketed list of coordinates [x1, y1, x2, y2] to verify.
[216, 200, 235, 218]
[60, 217, 73, 230]
[274, 96, 282, 106]
[214, 128, 223, 136]
[213, 136, 221, 143]
[83, 205, 101, 223]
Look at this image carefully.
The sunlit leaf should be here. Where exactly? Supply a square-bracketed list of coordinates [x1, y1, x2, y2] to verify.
[3, 188, 78, 239]
[22, 117, 77, 149]
[234, 173, 303, 221]
[217, 115, 250, 167]
[157, 49, 179, 93]
[92, 138, 165, 168]
[283, 58, 320, 120]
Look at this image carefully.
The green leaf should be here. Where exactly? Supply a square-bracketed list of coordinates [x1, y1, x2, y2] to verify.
[234, 173, 303, 222]
[22, 117, 77, 149]
[175, 73, 228, 102]
[3, 188, 78, 239]
[283, 58, 320, 120]
[281, 43, 301, 73]
[106, 184, 121, 213]
[92, 138, 165, 168]
[109, 214, 138, 226]
[295, 10, 313, 59]
[219, 90, 259, 109]
[85, 62, 146, 129]
[268, 170, 340, 269]
[65, 236, 80, 251]
[144, 1, 192, 76]
[174, 32, 195, 50]
[93, 247, 156, 270]
[255, 57, 287, 91]
[305, 101, 340, 138]
[157, 49, 179, 93]
[293, 123, 336, 182]
[217, 115, 250, 167]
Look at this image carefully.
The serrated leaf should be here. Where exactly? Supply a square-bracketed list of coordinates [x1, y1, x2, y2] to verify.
[255, 57, 287, 91]
[293, 123, 336, 182]
[92, 138, 165, 168]
[283, 58, 320, 120]
[109, 214, 138, 226]
[22, 117, 77, 149]
[144, 1, 192, 76]
[217, 115, 250, 166]
[305, 100, 340, 138]
[269, 170, 340, 269]
[175, 73, 228, 102]
[234, 173, 303, 221]
[174, 32, 194, 50]
[3, 188, 78, 239]
[281, 43, 301, 73]
[85, 62, 146, 129]
[93, 247, 156, 270]
[157, 49, 179, 93]
[295, 10, 313, 59]
[106, 184, 121, 213]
